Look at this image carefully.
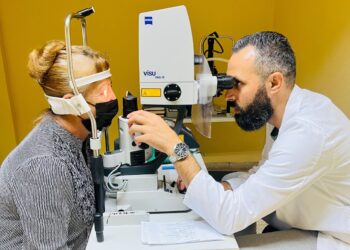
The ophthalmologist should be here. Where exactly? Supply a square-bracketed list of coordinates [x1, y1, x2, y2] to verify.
[128, 31, 350, 250]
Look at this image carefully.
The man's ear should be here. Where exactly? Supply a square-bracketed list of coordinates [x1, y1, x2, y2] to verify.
[267, 72, 283, 94]
[62, 93, 74, 99]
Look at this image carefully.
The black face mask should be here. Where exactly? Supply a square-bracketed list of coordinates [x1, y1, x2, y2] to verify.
[82, 99, 118, 131]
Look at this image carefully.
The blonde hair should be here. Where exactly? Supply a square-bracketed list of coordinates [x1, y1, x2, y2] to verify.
[28, 40, 110, 123]
[28, 40, 110, 97]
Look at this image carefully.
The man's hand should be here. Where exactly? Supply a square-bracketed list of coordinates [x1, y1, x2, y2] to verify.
[127, 110, 201, 186]
[221, 181, 232, 191]
[176, 177, 187, 193]
[127, 110, 181, 155]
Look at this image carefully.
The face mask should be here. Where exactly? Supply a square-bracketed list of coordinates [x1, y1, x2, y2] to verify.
[82, 99, 118, 131]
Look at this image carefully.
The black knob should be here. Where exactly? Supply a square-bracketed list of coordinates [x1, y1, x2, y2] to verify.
[194, 55, 204, 65]
[139, 143, 149, 150]
[164, 84, 181, 101]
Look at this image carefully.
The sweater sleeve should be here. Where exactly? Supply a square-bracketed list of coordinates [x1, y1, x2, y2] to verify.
[9, 156, 74, 250]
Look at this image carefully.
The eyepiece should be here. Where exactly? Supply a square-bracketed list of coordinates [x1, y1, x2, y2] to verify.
[217, 74, 234, 90]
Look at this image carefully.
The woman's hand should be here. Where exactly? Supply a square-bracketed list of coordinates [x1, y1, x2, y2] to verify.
[127, 110, 181, 156]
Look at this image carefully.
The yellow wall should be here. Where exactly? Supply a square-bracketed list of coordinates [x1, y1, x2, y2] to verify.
[0, 0, 274, 163]
[3, 1, 349, 164]
[0, 30, 16, 161]
[274, 0, 350, 117]
[2, 0, 350, 164]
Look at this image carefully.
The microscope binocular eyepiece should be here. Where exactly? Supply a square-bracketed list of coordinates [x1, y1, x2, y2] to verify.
[217, 74, 234, 90]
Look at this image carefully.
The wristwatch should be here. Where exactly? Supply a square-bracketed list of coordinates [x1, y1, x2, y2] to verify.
[169, 142, 190, 163]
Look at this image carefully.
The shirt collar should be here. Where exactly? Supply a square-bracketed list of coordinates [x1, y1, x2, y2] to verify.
[279, 84, 303, 132]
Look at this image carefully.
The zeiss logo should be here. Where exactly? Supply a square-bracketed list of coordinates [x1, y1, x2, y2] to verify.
[144, 16, 153, 25]
[143, 70, 156, 76]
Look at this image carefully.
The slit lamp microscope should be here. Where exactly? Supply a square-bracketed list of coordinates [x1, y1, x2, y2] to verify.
[64, 5, 234, 243]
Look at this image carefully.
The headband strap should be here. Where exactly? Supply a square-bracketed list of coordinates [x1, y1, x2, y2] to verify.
[44, 69, 111, 115]
[45, 94, 91, 115]
[69, 69, 112, 89]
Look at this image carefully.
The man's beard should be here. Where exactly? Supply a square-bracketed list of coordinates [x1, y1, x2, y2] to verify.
[233, 86, 273, 131]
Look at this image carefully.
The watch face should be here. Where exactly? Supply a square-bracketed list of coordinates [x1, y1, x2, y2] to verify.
[175, 143, 189, 160]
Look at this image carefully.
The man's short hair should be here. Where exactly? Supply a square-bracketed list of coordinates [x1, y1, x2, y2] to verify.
[233, 31, 296, 85]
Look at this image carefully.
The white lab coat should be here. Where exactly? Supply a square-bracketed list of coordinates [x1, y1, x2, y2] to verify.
[183, 85, 350, 249]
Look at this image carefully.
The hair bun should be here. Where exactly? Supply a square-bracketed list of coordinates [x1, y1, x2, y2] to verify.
[28, 40, 65, 83]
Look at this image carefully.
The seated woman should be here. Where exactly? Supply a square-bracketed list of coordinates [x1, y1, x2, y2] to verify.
[0, 40, 118, 249]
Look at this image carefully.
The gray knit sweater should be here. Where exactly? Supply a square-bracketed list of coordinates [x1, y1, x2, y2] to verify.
[0, 116, 95, 249]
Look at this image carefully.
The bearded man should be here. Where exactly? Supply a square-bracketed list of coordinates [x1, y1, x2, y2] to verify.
[128, 32, 350, 250]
